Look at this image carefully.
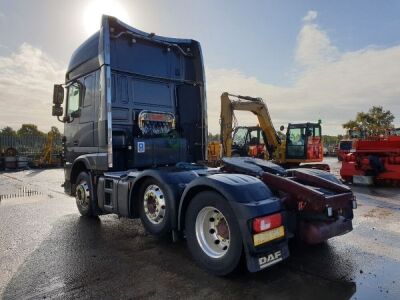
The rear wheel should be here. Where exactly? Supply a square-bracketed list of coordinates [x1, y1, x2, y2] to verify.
[139, 178, 172, 236]
[75, 171, 96, 217]
[185, 191, 243, 276]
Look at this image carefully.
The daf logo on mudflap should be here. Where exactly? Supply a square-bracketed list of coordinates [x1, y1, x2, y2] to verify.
[259, 250, 283, 269]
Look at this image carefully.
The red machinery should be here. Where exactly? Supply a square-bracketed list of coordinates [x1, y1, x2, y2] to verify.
[337, 129, 366, 161]
[337, 140, 353, 161]
[340, 134, 400, 185]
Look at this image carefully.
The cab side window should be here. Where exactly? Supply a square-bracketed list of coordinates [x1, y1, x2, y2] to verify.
[314, 127, 321, 137]
[288, 128, 305, 146]
[233, 128, 248, 146]
[83, 75, 95, 107]
[248, 129, 258, 145]
[67, 84, 80, 115]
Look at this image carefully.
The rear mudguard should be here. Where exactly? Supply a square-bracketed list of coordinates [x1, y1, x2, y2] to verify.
[178, 173, 290, 272]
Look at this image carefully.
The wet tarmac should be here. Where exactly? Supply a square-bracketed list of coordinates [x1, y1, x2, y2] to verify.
[0, 159, 399, 299]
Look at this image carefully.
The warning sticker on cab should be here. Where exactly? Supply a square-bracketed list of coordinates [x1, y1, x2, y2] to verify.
[137, 142, 145, 153]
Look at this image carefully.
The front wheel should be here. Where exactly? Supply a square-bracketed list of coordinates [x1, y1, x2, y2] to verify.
[185, 191, 243, 276]
[75, 171, 97, 217]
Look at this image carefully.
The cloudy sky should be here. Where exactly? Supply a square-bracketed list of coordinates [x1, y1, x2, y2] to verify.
[0, 0, 399, 134]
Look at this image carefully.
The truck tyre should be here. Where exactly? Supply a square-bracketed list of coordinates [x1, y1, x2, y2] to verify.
[75, 171, 96, 217]
[185, 191, 243, 276]
[139, 178, 172, 236]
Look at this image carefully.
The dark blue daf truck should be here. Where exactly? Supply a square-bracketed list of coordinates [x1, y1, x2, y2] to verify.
[52, 15, 355, 275]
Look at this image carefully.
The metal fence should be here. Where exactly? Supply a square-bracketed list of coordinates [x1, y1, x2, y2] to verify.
[0, 135, 62, 157]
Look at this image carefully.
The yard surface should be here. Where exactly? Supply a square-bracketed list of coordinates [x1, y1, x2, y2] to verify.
[0, 158, 399, 299]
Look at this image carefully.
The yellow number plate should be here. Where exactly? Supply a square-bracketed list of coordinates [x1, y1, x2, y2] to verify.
[253, 226, 285, 246]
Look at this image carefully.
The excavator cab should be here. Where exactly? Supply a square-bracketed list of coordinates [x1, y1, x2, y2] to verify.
[232, 126, 267, 158]
[286, 123, 322, 160]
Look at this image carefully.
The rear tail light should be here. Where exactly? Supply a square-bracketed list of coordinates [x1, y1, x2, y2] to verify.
[253, 213, 282, 233]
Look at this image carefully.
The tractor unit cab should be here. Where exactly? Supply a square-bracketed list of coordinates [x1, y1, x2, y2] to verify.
[50, 16, 355, 276]
[285, 122, 323, 161]
[52, 15, 206, 182]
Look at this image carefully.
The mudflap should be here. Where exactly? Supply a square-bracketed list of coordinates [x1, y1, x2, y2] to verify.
[245, 240, 290, 272]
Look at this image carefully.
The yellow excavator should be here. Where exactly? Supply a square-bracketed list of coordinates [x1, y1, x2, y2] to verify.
[217, 92, 325, 168]
[33, 131, 62, 167]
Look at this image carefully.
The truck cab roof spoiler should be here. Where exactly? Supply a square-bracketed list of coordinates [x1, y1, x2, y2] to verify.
[66, 15, 198, 81]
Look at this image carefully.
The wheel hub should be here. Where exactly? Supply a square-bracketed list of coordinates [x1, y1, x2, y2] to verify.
[76, 181, 90, 209]
[216, 218, 229, 240]
[195, 207, 231, 259]
[146, 196, 157, 214]
[143, 184, 166, 224]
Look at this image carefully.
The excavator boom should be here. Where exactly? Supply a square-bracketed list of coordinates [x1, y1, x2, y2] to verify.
[219, 92, 324, 166]
[220, 92, 281, 158]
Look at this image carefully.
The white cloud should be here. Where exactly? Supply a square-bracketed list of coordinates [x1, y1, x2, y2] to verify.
[1, 17, 399, 138]
[295, 23, 339, 66]
[0, 43, 64, 131]
[206, 14, 400, 135]
[302, 10, 318, 22]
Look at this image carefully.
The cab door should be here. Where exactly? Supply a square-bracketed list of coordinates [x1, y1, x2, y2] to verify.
[307, 125, 323, 160]
[78, 74, 95, 147]
[232, 127, 249, 156]
[64, 82, 82, 163]
[286, 126, 307, 159]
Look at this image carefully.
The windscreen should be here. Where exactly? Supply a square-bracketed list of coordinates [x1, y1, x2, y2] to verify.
[340, 141, 353, 150]
[287, 127, 306, 157]
[233, 128, 248, 146]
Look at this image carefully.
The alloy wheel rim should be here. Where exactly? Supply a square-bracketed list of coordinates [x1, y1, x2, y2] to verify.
[195, 206, 231, 259]
[76, 181, 90, 209]
[143, 184, 166, 224]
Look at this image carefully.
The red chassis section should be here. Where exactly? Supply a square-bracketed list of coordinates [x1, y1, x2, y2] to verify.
[222, 157, 355, 244]
[340, 136, 400, 184]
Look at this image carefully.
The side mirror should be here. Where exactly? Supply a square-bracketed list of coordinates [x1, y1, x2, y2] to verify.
[52, 84, 64, 118]
[53, 84, 64, 105]
[279, 125, 285, 131]
[52, 105, 63, 117]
